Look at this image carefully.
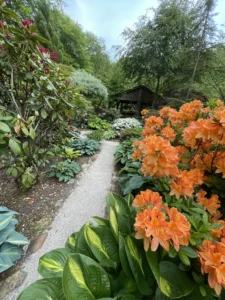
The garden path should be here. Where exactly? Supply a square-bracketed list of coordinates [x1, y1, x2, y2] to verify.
[5, 140, 119, 300]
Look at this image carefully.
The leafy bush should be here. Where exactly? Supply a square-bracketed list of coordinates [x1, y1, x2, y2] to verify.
[112, 118, 141, 135]
[104, 129, 117, 140]
[0, 207, 28, 273]
[120, 127, 143, 141]
[59, 147, 81, 160]
[87, 130, 104, 141]
[0, 3, 87, 188]
[70, 70, 108, 102]
[114, 139, 136, 165]
[69, 138, 100, 156]
[49, 160, 81, 182]
[88, 116, 111, 130]
[96, 108, 121, 122]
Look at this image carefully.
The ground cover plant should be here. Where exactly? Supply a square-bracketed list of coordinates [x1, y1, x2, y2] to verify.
[112, 118, 141, 136]
[88, 116, 111, 131]
[87, 130, 104, 141]
[68, 138, 100, 156]
[49, 160, 81, 182]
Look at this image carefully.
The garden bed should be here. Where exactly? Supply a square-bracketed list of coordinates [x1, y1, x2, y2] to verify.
[0, 154, 98, 241]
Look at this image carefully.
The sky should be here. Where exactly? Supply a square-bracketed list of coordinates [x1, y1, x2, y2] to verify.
[65, 0, 225, 60]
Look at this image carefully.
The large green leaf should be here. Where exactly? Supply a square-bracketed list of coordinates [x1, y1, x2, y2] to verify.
[0, 243, 22, 262]
[65, 232, 78, 251]
[63, 253, 111, 300]
[156, 286, 215, 300]
[159, 261, 194, 298]
[109, 207, 119, 242]
[0, 121, 11, 133]
[0, 253, 13, 272]
[0, 211, 14, 231]
[38, 248, 71, 278]
[107, 193, 130, 215]
[92, 217, 110, 227]
[74, 224, 95, 259]
[9, 139, 21, 155]
[17, 277, 66, 300]
[119, 234, 133, 279]
[125, 236, 152, 295]
[85, 225, 120, 269]
[0, 226, 14, 245]
[5, 231, 29, 245]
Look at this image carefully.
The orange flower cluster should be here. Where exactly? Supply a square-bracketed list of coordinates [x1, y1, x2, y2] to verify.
[161, 126, 176, 142]
[133, 135, 179, 177]
[198, 240, 225, 295]
[170, 169, 204, 199]
[133, 190, 162, 209]
[134, 191, 190, 252]
[196, 190, 221, 217]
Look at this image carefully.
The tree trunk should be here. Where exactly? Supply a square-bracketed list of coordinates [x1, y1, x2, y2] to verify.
[151, 76, 160, 109]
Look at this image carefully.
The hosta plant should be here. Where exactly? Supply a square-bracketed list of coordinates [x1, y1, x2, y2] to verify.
[114, 138, 136, 165]
[0, 207, 28, 273]
[49, 160, 81, 182]
[59, 147, 81, 160]
[104, 129, 117, 140]
[69, 138, 100, 156]
[87, 130, 104, 141]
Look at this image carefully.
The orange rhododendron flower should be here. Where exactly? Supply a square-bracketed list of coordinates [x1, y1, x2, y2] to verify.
[191, 153, 213, 171]
[159, 106, 171, 118]
[142, 127, 156, 137]
[141, 109, 149, 115]
[136, 135, 179, 177]
[134, 205, 190, 252]
[198, 240, 225, 295]
[170, 169, 204, 199]
[161, 126, 176, 142]
[210, 220, 225, 241]
[133, 190, 162, 209]
[179, 100, 202, 122]
[196, 190, 221, 216]
[214, 152, 225, 177]
[145, 116, 163, 129]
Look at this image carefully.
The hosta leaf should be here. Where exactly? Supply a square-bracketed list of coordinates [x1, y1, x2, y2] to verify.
[38, 248, 71, 278]
[0, 226, 14, 245]
[92, 217, 110, 227]
[17, 277, 65, 300]
[0, 253, 13, 272]
[0, 243, 22, 262]
[5, 231, 29, 245]
[159, 261, 194, 298]
[85, 225, 119, 269]
[125, 236, 152, 295]
[109, 207, 119, 242]
[65, 232, 78, 251]
[0, 211, 14, 231]
[63, 253, 111, 300]
[119, 234, 133, 279]
[74, 224, 95, 259]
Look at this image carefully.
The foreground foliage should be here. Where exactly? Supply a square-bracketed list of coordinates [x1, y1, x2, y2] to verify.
[49, 160, 81, 182]
[69, 138, 100, 156]
[0, 207, 28, 273]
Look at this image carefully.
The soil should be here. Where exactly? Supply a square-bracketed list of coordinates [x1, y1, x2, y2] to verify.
[0, 154, 98, 241]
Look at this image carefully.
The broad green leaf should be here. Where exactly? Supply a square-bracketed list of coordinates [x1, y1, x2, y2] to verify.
[121, 296, 138, 300]
[109, 207, 119, 242]
[17, 277, 65, 300]
[0, 226, 14, 244]
[38, 248, 71, 278]
[85, 225, 119, 269]
[107, 193, 130, 215]
[9, 139, 21, 155]
[74, 224, 94, 259]
[0, 121, 11, 133]
[159, 261, 194, 298]
[119, 234, 133, 279]
[63, 253, 111, 300]
[92, 217, 110, 227]
[125, 236, 152, 295]
[0, 212, 14, 231]
[5, 231, 29, 245]
[0, 253, 13, 272]
[129, 176, 145, 190]
[0, 243, 22, 262]
[65, 232, 78, 251]
[180, 246, 198, 258]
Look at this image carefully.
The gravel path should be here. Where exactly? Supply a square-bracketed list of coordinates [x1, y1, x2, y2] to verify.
[5, 140, 118, 300]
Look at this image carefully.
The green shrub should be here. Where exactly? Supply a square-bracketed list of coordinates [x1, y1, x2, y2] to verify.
[104, 129, 117, 140]
[114, 139, 136, 165]
[87, 130, 104, 141]
[49, 160, 81, 182]
[59, 147, 81, 160]
[112, 118, 142, 136]
[120, 127, 143, 141]
[0, 207, 28, 273]
[88, 116, 111, 130]
[69, 138, 100, 156]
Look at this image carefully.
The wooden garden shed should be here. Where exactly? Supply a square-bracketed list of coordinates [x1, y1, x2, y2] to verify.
[115, 85, 158, 116]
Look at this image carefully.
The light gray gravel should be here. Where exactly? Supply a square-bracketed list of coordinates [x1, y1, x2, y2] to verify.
[5, 140, 118, 300]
